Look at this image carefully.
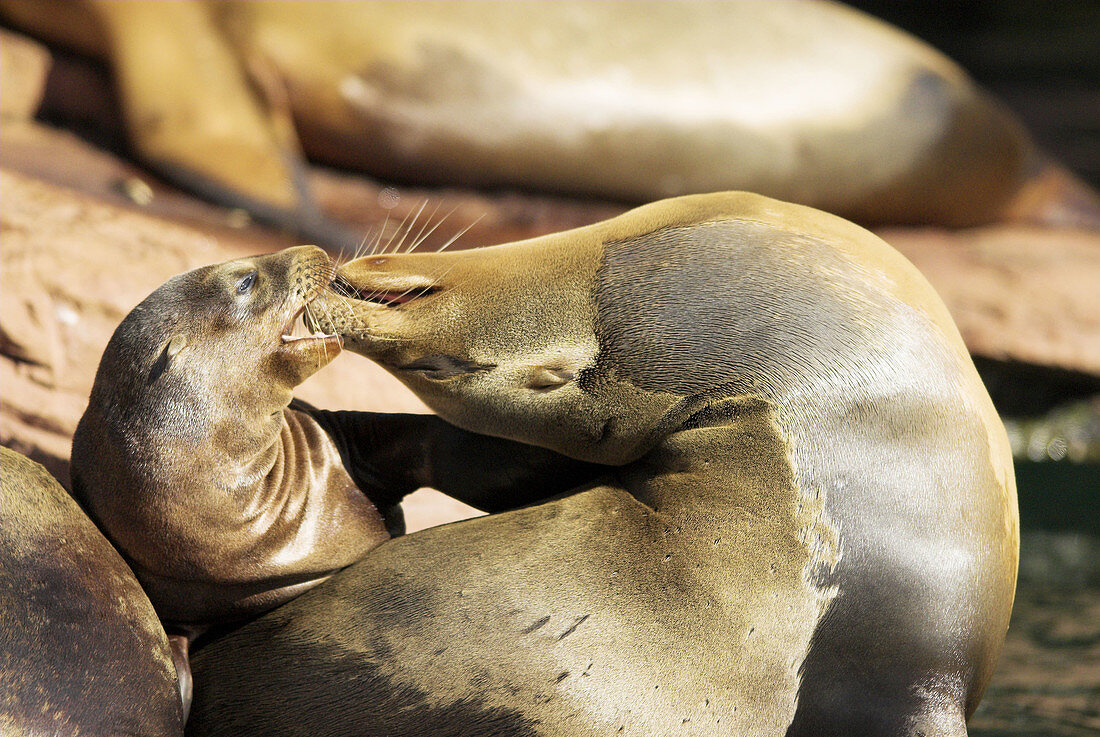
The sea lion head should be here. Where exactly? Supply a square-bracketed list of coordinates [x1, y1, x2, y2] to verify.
[82, 246, 339, 449]
[313, 191, 1011, 473]
[313, 229, 684, 466]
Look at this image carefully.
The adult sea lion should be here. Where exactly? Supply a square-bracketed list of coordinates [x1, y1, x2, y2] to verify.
[189, 193, 1018, 736]
[1, 0, 1031, 227]
[0, 445, 184, 736]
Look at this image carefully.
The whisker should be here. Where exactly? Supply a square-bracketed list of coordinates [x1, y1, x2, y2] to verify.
[301, 302, 321, 368]
[343, 228, 371, 265]
[410, 205, 457, 253]
[437, 213, 485, 252]
[406, 201, 443, 253]
[368, 212, 390, 257]
[379, 208, 411, 256]
[389, 200, 427, 255]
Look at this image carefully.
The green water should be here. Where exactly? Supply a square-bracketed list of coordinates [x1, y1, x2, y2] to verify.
[970, 468, 1100, 735]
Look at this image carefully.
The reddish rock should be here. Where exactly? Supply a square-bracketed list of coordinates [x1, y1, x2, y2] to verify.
[880, 225, 1100, 377]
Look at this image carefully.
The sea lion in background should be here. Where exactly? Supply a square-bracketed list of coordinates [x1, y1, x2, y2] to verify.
[70, 246, 604, 708]
[2, 0, 1031, 228]
[0, 445, 184, 736]
[190, 193, 1018, 736]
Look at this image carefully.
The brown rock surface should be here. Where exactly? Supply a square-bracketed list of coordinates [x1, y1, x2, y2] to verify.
[0, 116, 625, 255]
[881, 225, 1100, 377]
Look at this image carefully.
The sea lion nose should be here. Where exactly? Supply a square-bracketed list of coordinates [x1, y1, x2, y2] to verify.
[336, 254, 444, 306]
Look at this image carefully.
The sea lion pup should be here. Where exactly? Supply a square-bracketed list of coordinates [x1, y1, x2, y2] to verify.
[0, 446, 184, 736]
[190, 193, 1018, 736]
[70, 246, 604, 716]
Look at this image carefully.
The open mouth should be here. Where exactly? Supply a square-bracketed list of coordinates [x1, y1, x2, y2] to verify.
[281, 300, 340, 347]
[331, 273, 439, 307]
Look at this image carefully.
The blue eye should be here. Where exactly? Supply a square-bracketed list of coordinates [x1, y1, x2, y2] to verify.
[236, 271, 257, 294]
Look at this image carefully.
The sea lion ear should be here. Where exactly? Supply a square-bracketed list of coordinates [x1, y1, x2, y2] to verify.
[148, 335, 188, 384]
[167, 335, 188, 359]
[526, 366, 574, 391]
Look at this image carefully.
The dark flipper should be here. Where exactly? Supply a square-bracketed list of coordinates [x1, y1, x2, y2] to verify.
[293, 403, 609, 517]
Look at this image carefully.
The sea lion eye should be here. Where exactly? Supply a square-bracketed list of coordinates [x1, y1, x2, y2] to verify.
[236, 271, 257, 294]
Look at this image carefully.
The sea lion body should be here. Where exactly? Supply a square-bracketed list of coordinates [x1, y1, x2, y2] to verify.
[232, 0, 1029, 225]
[190, 193, 1018, 736]
[0, 446, 184, 736]
[1, 0, 1030, 227]
[71, 245, 603, 631]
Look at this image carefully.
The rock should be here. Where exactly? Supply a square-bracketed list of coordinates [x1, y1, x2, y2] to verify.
[0, 118, 624, 255]
[970, 531, 1100, 735]
[880, 225, 1100, 377]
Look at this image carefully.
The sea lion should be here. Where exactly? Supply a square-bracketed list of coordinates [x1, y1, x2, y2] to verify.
[0, 445, 184, 736]
[1, 0, 1031, 227]
[70, 246, 391, 633]
[189, 192, 1018, 736]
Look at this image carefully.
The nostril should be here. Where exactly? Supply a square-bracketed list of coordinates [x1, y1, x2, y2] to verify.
[330, 274, 358, 299]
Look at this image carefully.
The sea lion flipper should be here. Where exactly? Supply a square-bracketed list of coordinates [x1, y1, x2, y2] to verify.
[83, 0, 357, 245]
[299, 408, 609, 514]
[413, 415, 610, 512]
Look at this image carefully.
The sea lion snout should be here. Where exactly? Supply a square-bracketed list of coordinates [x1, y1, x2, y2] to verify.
[330, 256, 442, 305]
[313, 254, 457, 363]
[245, 245, 343, 383]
